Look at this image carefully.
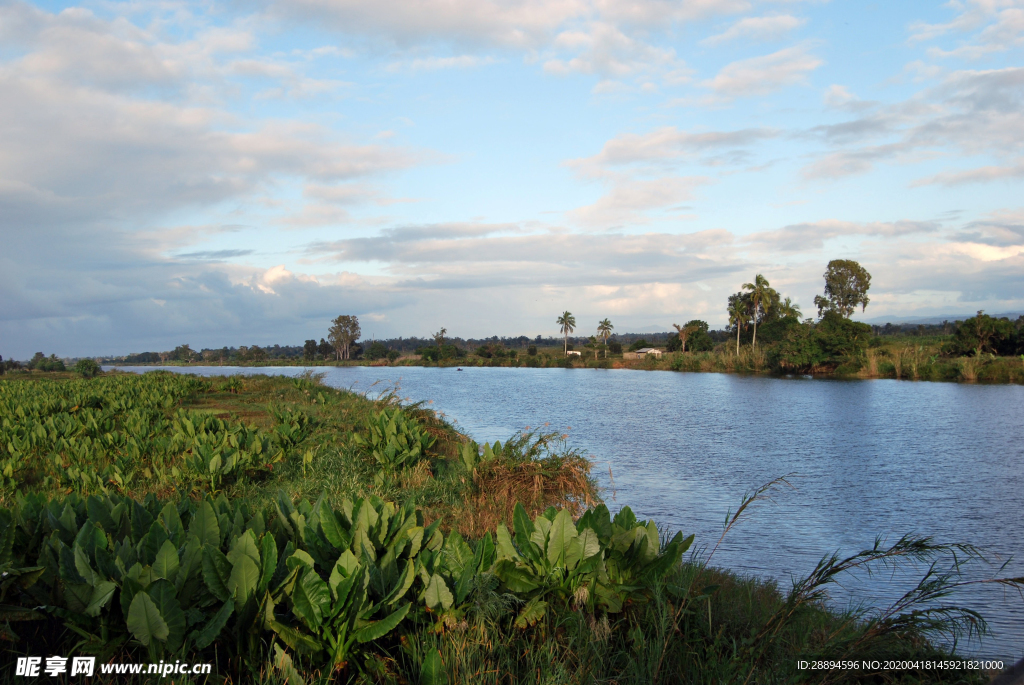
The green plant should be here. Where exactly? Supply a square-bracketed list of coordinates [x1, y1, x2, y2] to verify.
[352, 407, 437, 478]
[74, 359, 101, 378]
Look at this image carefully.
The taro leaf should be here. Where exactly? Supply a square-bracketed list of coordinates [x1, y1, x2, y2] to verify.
[512, 504, 539, 563]
[514, 598, 547, 629]
[420, 649, 446, 685]
[228, 530, 261, 568]
[292, 569, 330, 630]
[131, 502, 154, 544]
[384, 560, 415, 607]
[227, 554, 260, 606]
[188, 501, 220, 548]
[64, 583, 93, 614]
[286, 549, 316, 574]
[75, 520, 107, 556]
[404, 527, 424, 559]
[86, 496, 116, 533]
[531, 516, 552, 555]
[352, 498, 378, 534]
[318, 501, 350, 551]
[494, 560, 540, 594]
[84, 581, 117, 617]
[269, 620, 322, 655]
[191, 598, 234, 649]
[152, 540, 180, 582]
[148, 579, 186, 651]
[577, 528, 602, 563]
[495, 524, 520, 561]
[120, 576, 143, 620]
[563, 537, 584, 571]
[423, 574, 453, 612]
[259, 534, 278, 594]
[140, 521, 169, 567]
[612, 506, 636, 530]
[59, 545, 86, 585]
[201, 546, 232, 602]
[546, 510, 578, 567]
[641, 521, 659, 563]
[272, 644, 307, 685]
[476, 532, 495, 572]
[353, 601, 410, 643]
[127, 592, 169, 646]
[73, 545, 99, 586]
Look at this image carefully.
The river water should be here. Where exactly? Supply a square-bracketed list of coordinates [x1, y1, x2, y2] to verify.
[110, 364, 1024, 661]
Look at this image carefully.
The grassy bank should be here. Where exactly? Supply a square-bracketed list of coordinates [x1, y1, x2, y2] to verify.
[1, 372, 1018, 684]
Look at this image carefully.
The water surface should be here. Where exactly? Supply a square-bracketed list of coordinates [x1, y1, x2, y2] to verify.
[110, 364, 1024, 661]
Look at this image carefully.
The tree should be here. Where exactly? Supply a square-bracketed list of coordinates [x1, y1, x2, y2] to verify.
[597, 319, 614, 358]
[317, 338, 333, 360]
[433, 328, 447, 349]
[779, 297, 802, 319]
[303, 340, 317, 361]
[75, 359, 100, 378]
[365, 341, 389, 360]
[728, 296, 749, 355]
[328, 315, 361, 360]
[814, 259, 871, 318]
[672, 322, 700, 353]
[171, 344, 195, 362]
[742, 274, 772, 349]
[556, 311, 576, 356]
[945, 311, 1015, 357]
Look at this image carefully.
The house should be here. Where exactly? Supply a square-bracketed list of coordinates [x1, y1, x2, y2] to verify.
[623, 348, 663, 360]
[566, 350, 582, 356]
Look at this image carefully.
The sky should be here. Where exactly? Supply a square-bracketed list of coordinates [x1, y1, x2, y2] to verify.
[1, 0, 1023, 357]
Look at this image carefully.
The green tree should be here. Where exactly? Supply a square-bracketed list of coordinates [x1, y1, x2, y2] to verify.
[303, 339, 317, 361]
[328, 315, 361, 360]
[170, 344, 195, 362]
[814, 259, 871, 318]
[366, 341, 389, 360]
[433, 328, 447, 349]
[317, 338, 333, 360]
[556, 311, 576, 356]
[627, 338, 649, 352]
[742, 274, 772, 349]
[779, 297, 802, 319]
[728, 296, 749, 355]
[672, 322, 701, 353]
[945, 311, 1015, 357]
[597, 318, 614, 358]
[74, 358, 100, 378]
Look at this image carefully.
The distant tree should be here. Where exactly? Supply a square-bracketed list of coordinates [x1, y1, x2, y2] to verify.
[365, 341, 389, 360]
[303, 339, 317, 361]
[672, 322, 700, 353]
[386, 349, 400, 363]
[249, 345, 267, 362]
[608, 341, 623, 355]
[328, 315, 361, 360]
[814, 259, 871, 319]
[628, 339, 649, 352]
[27, 352, 45, 370]
[728, 295, 750, 355]
[433, 328, 447, 349]
[597, 319, 614, 358]
[75, 359, 100, 378]
[742, 274, 772, 349]
[945, 311, 1015, 357]
[0, 355, 4, 376]
[317, 338, 333, 360]
[585, 336, 600, 359]
[779, 297, 802, 319]
[527, 345, 538, 356]
[556, 311, 576, 356]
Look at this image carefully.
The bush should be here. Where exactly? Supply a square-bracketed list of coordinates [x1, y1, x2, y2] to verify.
[771, 313, 872, 372]
[608, 341, 622, 355]
[364, 340, 390, 360]
[527, 345, 537, 356]
[627, 339, 648, 352]
[74, 358, 100, 378]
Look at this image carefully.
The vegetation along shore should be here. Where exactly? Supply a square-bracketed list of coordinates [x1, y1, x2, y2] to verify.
[0, 370, 1021, 683]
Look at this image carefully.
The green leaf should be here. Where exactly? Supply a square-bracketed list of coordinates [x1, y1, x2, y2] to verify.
[84, 581, 117, 617]
[354, 601, 410, 643]
[318, 501, 350, 550]
[286, 549, 316, 573]
[495, 524, 520, 561]
[420, 649, 446, 685]
[201, 546, 232, 602]
[126, 592, 169, 646]
[73, 544, 99, 586]
[188, 501, 220, 547]
[423, 574, 453, 612]
[292, 569, 330, 629]
[148, 579, 186, 651]
[228, 530, 261, 568]
[514, 598, 547, 629]
[269, 620, 322, 655]
[259, 534, 278, 593]
[152, 540, 180, 582]
[227, 554, 260, 605]
[272, 644, 307, 685]
[546, 509, 578, 567]
[191, 599, 234, 649]
[494, 560, 540, 593]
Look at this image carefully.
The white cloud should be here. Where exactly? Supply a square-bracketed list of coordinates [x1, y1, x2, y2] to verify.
[702, 14, 806, 46]
[703, 45, 823, 97]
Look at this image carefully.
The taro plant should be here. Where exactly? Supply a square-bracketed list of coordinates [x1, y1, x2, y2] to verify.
[352, 407, 436, 479]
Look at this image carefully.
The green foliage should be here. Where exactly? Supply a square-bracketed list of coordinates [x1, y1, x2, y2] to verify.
[943, 311, 1016, 357]
[352, 407, 437, 475]
[814, 259, 872, 318]
[627, 339, 649, 352]
[74, 359, 101, 378]
[607, 341, 622, 355]
[771, 313, 873, 372]
[364, 341, 390, 361]
[0, 374, 290, 495]
[27, 353, 66, 372]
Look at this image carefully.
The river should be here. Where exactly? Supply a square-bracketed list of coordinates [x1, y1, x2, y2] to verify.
[109, 364, 1024, 662]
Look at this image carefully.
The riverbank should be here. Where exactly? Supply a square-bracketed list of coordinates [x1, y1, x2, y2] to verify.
[2, 371, 1019, 683]
[93, 346, 1024, 384]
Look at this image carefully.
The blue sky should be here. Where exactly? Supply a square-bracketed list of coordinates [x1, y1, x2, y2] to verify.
[1, 0, 1023, 357]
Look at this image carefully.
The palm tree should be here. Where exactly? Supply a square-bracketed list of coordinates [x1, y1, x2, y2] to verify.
[779, 297, 802, 319]
[728, 299, 748, 355]
[742, 274, 771, 349]
[672, 322, 699, 353]
[557, 311, 576, 356]
[597, 318, 614, 358]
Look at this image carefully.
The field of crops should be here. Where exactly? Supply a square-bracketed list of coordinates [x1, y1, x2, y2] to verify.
[0, 373, 1011, 684]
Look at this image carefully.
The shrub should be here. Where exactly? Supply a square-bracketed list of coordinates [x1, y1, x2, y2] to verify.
[75, 358, 101, 378]
[627, 339, 649, 352]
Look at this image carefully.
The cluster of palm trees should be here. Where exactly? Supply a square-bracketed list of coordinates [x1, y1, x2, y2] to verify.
[728, 274, 801, 354]
[557, 312, 615, 357]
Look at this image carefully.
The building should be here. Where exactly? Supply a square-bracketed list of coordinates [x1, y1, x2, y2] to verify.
[622, 348, 663, 360]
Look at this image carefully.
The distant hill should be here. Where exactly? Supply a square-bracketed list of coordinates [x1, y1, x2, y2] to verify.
[862, 312, 1022, 325]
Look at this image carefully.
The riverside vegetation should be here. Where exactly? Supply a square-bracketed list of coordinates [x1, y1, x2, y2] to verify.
[1, 372, 1021, 684]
